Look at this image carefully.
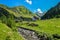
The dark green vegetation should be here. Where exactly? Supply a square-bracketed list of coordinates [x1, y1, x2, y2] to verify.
[41, 2, 60, 19]
[0, 2, 60, 40]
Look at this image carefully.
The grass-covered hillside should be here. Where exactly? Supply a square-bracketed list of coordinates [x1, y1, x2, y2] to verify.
[16, 18, 60, 34]
[0, 4, 35, 17]
[16, 18, 60, 40]
[10, 6, 33, 17]
[0, 22, 24, 40]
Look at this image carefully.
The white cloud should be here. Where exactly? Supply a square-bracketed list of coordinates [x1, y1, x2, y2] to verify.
[37, 8, 43, 13]
[25, 0, 32, 5]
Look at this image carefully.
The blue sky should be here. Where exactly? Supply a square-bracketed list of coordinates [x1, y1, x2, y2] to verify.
[0, 0, 60, 13]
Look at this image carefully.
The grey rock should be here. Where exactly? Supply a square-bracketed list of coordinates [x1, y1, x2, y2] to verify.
[18, 27, 40, 40]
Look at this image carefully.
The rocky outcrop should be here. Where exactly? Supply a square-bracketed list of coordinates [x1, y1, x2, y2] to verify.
[18, 27, 40, 40]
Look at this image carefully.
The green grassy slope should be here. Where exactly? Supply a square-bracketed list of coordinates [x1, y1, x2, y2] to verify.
[10, 6, 35, 18]
[0, 4, 35, 18]
[16, 18, 60, 35]
[0, 22, 24, 40]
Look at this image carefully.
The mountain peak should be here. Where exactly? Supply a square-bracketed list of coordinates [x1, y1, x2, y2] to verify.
[37, 8, 43, 13]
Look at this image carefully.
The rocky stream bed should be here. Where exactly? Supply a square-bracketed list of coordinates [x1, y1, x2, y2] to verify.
[18, 27, 60, 40]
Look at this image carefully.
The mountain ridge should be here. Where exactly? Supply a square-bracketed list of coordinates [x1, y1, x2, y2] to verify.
[41, 2, 60, 19]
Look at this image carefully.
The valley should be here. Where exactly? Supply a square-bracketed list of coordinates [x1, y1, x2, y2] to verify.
[0, 2, 60, 40]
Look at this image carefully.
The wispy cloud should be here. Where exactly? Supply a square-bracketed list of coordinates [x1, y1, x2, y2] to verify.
[25, 0, 32, 5]
[37, 8, 43, 13]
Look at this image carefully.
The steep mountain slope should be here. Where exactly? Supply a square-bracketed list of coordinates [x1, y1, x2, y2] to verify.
[0, 7, 14, 18]
[10, 6, 33, 15]
[0, 4, 35, 17]
[0, 4, 38, 22]
[41, 2, 60, 19]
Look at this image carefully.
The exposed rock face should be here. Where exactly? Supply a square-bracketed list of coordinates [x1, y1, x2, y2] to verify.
[18, 27, 40, 40]
[32, 16, 39, 21]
